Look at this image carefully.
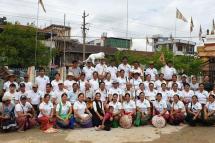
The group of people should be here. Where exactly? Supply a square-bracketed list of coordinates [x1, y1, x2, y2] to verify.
[1, 56, 215, 133]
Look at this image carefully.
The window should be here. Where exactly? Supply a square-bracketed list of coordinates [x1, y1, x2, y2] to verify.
[177, 45, 183, 51]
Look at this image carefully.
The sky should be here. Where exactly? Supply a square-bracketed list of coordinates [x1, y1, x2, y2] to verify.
[0, 0, 215, 51]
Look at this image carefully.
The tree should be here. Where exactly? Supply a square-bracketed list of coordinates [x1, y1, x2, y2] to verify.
[0, 24, 53, 67]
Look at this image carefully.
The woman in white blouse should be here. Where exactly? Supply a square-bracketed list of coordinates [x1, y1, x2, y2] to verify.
[134, 92, 151, 126]
[122, 93, 136, 117]
[182, 83, 194, 106]
[185, 95, 202, 126]
[203, 94, 215, 126]
[91, 92, 105, 127]
[153, 93, 169, 121]
[74, 93, 92, 128]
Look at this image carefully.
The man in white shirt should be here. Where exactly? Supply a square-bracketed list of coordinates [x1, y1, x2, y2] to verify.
[145, 61, 158, 81]
[161, 61, 177, 81]
[68, 83, 80, 104]
[108, 80, 123, 102]
[3, 83, 18, 104]
[106, 61, 117, 80]
[35, 68, 50, 92]
[118, 56, 131, 78]
[167, 74, 181, 90]
[3, 74, 19, 92]
[51, 73, 63, 92]
[27, 84, 43, 115]
[53, 82, 68, 104]
[20, 74, 32, 91]
[78, 73, 87, 91]
[145, 83, 157, 103]
[82, 61, 95, 80]
[89, 71, 100, 91]
[68, 60, 81, 81]
[144, 74, 154, 91]
[130, 61, 144, 77]
[64, 72, 76, 91]
[15, 83, 28, 104]
[155, 73, 166, 90]
[95, 58, 107, 80]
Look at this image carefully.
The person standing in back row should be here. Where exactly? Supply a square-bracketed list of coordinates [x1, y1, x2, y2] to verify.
[35, 68, 50, 92]
[161, 61, 177, 82]
[118, 56, 131, 78]
[145, 61, 158, 81]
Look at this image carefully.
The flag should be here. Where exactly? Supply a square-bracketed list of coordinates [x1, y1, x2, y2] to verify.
[159, 53, 166, 64]
[199, 25, 202, 40]
[146, 37, 149, 45]
[39, 0, 46, 13]
[190, 17, 194, 33]
[176, 8, 187, 22]
[170, 33, 174, 41]
[213, 19, 215, 31]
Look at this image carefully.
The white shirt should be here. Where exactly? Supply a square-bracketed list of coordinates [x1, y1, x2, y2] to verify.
[109, 101, 122, 114]
[20, 81, 32, 91]
[108, 87, 123, 99]
[42, 91, 55, 99]
[64, 80, 76, 91]
[82, 88, 94, 99]
[106, 66, 117, 80]
[145, 68, 158, 81]
[155, 80, 166, 90]
[82, 66, 95, 80]
[144, 81, 155, 91]
[68, 90, 80, 104]
[188, 102, 202, 113]
[68, 67, 81, 78]
[130, 67, 144, 76]
[95, 63, 107, 75]
[122, 100, 136, 113]
[15, 91, 28, 102]
[27, 90, 43, 105]
[35, 75, 50, 92]
[195, 90, 209, 104]
[3, 81, 18, 91]
[153, 100, 167, 113]
[93, 101, 104, 112]
[161, 65, 177, 80]
[124, 88, 135, 98]
[117, 76, 127, 89]
[158, 89, 170, 102]
[169, 90, 183, 101]
[136, 99, 150, 114]
[190, 82, 199, 91]
[78, 80, 87, 91]
[51, 79, 63, 91]
[135, 89, 146, 97]
[182, 90, 194, 102]
[53, 89, 68, 104]
[95, 88, 107, 102]
[73, 101, 86, 115]
[89, 79, 99, 91]
[56, 101, 71, 115]
[145, 89, 157, 101]
[118, 63, 131, 77]
[38, 101, 53, 118]
[3, 91, 17, 104]
[15, 102, 33, 117]
[205, 101, 215, 115]
[129, 78, 143, 90]
[209, 91, 215, 96]
[171, 101, 186, 112]
[167, 81, 182, 90]
[104, 79, 113, 90]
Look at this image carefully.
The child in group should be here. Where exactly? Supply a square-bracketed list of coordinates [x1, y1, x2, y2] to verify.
[95, 106, 114, 131]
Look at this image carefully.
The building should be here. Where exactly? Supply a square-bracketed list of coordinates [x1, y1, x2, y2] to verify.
[198, 34, 215, 83]
[88, 33, 132, 50]
[43, 24, 71, 39]
[152, 35, 196, 55]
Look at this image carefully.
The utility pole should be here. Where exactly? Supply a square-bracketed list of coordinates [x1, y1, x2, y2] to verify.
[82, 11, 89, 61]
[63, 13, 66, 67]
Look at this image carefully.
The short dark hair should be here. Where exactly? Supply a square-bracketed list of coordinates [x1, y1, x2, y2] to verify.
[61, 93, 68, 98]
[9, 83, 16, 88]
[46, 83, 52, 88]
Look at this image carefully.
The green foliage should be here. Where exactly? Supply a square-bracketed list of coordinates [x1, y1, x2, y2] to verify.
[109, 48, 203, 76]
[0, 24, 54, 67]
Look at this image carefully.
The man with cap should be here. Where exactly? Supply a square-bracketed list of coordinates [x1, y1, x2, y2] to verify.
[95, 58, 107, 80]
[15, 83, 28, 104]
[20, 74, 32, 91]
[27, 84, 43, 115]
[0, 95, 17, 131]
[51, 73, 63, 92]
[64, 72, 76, 91]
[15, 95, 36, 132]
[53, 81, 68, 104]
[35, 68, 50, 92]
[108, 80, 123, 102]
[3, 83, 18, 104]
[68, 60, 81, 81]
[145, 61, 158, 81]
[3, 74, 18, 92]
[82, 60, 95, 81]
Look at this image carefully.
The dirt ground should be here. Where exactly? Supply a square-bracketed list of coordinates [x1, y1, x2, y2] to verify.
[0, 125, 214, 143]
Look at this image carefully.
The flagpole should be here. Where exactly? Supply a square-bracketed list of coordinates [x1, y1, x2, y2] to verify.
[35, 1, 40, 67]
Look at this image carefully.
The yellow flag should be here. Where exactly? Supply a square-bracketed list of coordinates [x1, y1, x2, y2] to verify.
[39, 0, 46, 13]
[176, 8, 187, 22]
[159, 53, 165, 64]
